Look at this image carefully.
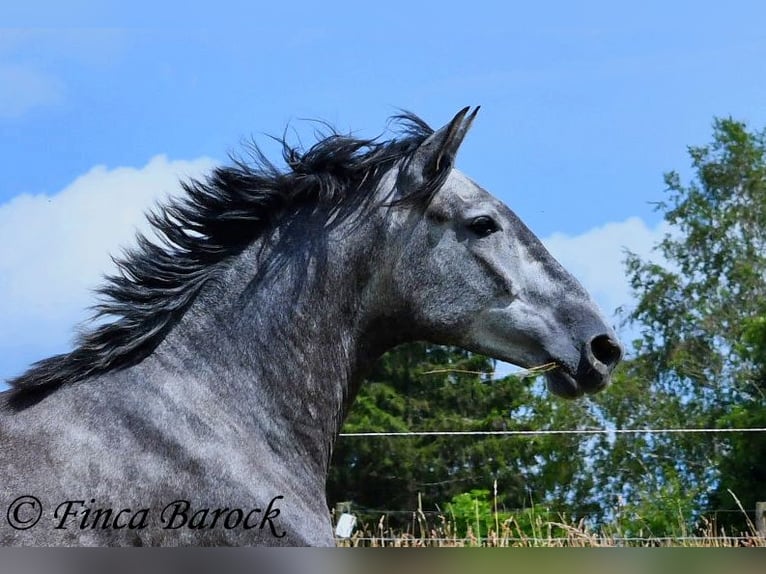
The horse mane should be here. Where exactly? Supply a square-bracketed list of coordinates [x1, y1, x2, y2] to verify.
[7, 112, 436, 395]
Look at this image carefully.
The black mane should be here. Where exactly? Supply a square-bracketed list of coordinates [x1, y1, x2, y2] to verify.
[8, 113, 435, 394]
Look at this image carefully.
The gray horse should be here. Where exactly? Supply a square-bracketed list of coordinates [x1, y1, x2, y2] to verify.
[0, 107, 621, 545]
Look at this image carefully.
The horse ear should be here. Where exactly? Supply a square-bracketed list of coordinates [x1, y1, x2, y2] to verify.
[400, 106, 480, 191]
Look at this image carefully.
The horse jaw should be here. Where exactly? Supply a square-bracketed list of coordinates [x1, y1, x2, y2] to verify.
[464, 299, 621, 399]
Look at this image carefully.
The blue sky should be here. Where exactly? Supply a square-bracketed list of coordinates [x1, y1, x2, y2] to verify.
[2, 2, 766, 383]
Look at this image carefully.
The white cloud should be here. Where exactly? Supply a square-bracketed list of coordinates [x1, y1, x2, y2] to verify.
[0, 30, 129, 119]
[0, 155, 216, 367]
[0, 64, 65, 119]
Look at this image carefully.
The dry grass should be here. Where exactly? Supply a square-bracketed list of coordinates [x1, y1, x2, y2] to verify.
[333, 509, 766, 547]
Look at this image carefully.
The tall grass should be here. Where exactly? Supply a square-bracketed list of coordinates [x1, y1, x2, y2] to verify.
[332, 502, 765, 547]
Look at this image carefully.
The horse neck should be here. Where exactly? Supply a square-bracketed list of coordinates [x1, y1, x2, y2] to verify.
[144, 213, 392, 477]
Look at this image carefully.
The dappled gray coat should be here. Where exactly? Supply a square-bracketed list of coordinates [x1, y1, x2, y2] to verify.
[0, 108, 621, 546]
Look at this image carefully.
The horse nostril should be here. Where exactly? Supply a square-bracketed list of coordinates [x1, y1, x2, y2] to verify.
[589, 334, 622, 370]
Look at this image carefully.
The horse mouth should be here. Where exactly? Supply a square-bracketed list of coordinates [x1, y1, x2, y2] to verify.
[544, 363, 608, 399]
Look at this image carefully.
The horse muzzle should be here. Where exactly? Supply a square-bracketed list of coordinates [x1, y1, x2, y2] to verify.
[545, 333, 623, 399]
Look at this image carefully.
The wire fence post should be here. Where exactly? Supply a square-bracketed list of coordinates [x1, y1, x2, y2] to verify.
[756, 502, 766, 537]
[335, 501, 352, 518]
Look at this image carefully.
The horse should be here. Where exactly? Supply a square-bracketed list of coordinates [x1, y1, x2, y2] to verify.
[0, 107, 622, 546]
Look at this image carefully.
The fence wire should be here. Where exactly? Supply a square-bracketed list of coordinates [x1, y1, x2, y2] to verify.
[339, 427, 766, 437]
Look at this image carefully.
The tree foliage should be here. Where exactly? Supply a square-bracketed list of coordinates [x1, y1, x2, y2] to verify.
[327, 343, 596, 528]
[597, 117, 766, 533]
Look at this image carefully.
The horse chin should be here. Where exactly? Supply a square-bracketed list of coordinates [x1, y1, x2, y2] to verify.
[545, 366, 609, 399]
[545, 369, 583, 399]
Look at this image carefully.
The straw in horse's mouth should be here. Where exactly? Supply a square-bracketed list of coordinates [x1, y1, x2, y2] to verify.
[514, 361, 558, 379]
[416, 361, 589, 399]
[420, 361, 559, 380]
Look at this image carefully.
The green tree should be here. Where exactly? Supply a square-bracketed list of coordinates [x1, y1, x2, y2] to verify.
[446, 489, 496, 538]
[327, 343, 598, 529]
[596, 118, 766, 534]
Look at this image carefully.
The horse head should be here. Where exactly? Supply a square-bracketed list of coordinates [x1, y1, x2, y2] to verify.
[383, 107, 622, 397]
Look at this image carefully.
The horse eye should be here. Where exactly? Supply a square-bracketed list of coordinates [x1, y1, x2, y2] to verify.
[468, 216, 499, 237]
